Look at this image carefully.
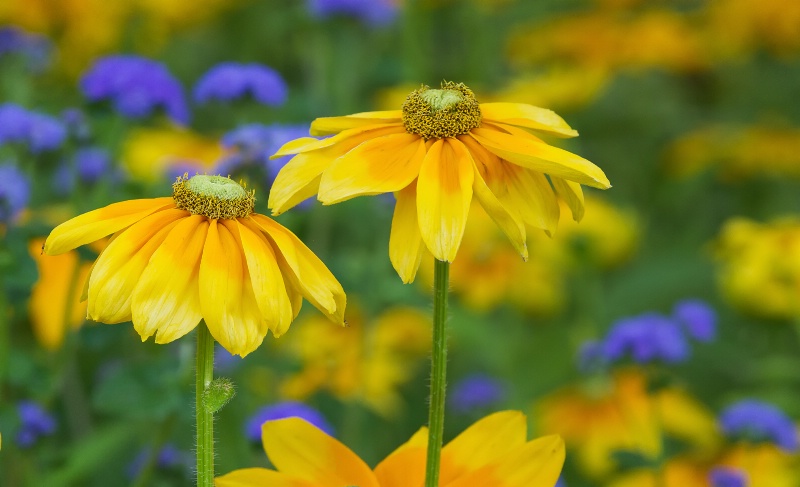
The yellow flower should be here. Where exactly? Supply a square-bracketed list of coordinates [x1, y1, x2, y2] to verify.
[269, 81, 610, 283]
[216, 410, 565, 487]
[278, 307, 429, 417]
[122, 126, 223, 183]
[718, 444, 798, 487]
[43, 174, 346, 356]
[608, 458, 708, 487]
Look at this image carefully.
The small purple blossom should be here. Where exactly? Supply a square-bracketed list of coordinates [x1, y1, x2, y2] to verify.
[80, 55, 189, 124]
[217, 123, 312, 182]
[449, 374, 506, 413]
[0, 163, 30, 223]
[245, 401, 333, 442]
[709, 467, 747, 487]
[673, 299, 717, 342]
[0, 26, 51, 71]
[307, 0, 399, 26]
[719, 400, 798, 452]
[16, 401, 57, 447]
[577, 340, 608, 373]
[74, 147, 111, 183]
[602, 313, 689, 365]
[0, 104, 67, 153]
[61, 108, 92, 142]
[194, 63, 288, 106]
[126, 444, 191, 479]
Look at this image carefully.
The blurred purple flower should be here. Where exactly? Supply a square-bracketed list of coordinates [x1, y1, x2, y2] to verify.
[577, 340, 608, 373]
[0, 26, 51, 71]
[0, 104, 67, 153]
[602, 313, 689, 365]
[165, 160, 206, 181]
[0, 103, 30, 143]
[80, 55, 190, 124]
[217, 123, 312, 182]
[709, 467, 747, 487]
[0, 163, 30, 223]
[673, 299, 717, 342]
[449, 374, 506, 413]
[126, 444, 191, 479]
[61, 108, 92, 142]
[245, 401, 333, 442]
[719, 400, 798, 452]
[74, 147, 111, 183]
[214, 343, 242, 373]
[16, 401, 57, 447]
[307, 0, 399, 26]
[194, 63, 288, 106]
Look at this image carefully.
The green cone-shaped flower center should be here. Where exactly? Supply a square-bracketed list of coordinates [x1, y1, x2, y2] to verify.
[172, 174, 255, 219]
[401, 81, 482, 140]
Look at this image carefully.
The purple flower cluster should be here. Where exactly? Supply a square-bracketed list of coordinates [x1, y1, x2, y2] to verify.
[0, 103, 67, 153]
[709, 467, 747, 487]
[215, 123, 312, 182]
[719, 400, 799, 451]
[16, 401, 57, 447]
[306, 0, 399, 26]
[194, 63, 288, 106]
[245, 401, 333, 442]
[449, 374, 506, 414]
[0, 163, 30, 223]
[673, 299, 717, 342]
[80, 55, 189, 124]
[0, 26, 51, 71]
[53, 147, 113, 194]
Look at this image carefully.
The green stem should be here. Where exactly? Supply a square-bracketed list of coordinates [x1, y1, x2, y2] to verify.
[196, 324, 215, 487]
[424, 259, 450, 487]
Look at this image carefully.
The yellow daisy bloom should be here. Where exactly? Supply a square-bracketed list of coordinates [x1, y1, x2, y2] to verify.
[269, 81, 611, 283]
[43, 174, 346, 357]
[216, 410, 564, 487]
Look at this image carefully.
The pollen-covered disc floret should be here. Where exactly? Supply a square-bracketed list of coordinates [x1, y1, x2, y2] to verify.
[401, 81, 482, 139]
[172, 174, 255, 219]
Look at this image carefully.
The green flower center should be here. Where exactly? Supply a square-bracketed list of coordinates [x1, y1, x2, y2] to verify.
[172, 174, 255, 220]
[401, 81, 482, 140]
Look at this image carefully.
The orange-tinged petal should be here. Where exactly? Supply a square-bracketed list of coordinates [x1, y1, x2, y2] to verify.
[87, 209, 186, 324]
[250, 214, 346, 324]
[262, 418, 379, 487]
[480, 102, 578, 138]
[272, 124, 405, 157]
[131, 215, 206, 344]
[551, 176, 585, 222]
[374, 428, 428, 487]
[310, 110, 403, 136]
[501, 164, 560, 235]
[44, 197, 174, 255]
[318, 133, 425, 205]
[470, 128, 610, 189]
[389, 180, 425, 283]
[416, 139, 474, 262]
[215, 468, 313, 487]
[235, 220, 293, 337]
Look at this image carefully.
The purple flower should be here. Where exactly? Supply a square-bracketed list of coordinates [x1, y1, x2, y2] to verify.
[74, 147, 111, 183]
[0, 163, 30, 223]
[577, 340, 608, 373]
[0, 104, 67, 153]
[16, 401, 57, 447]
[602, 313, 689, 365]
[245, 401, 333, 442]
[0, 103, 31, 144]
[709, 467, 747, 487]
[719, 400, 798, 452]
[449, 374, 506, 413]
[194, 63, 288, 106]
[80, 55, 189, 124]
[307, 0, 399, 26]
[0, 26, 51, 71]
[126, 444, 191, 479]
[673, 299, 717, 342]
[61, 108, 92, 142]
[217, 123, 312, 182]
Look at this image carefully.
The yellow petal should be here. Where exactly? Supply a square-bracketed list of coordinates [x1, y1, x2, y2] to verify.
[87, 209, 186, 324]
[470, 128, 610, 189]
[318, 133, 425, 205]
[262, 418, 379, 487]
[130, 215, 206, 344]
[480, 102, 578, 138]
[389, 180, 425, 283]
[235, 220, 294, 337]
[374, 428, 428, 487]
[416, 138, 474, 262]
[551, 176, 585, 222]
[310, 110, 403, 136]
[501, 164, 560, 235]
[215, 468, 312, 487]
[44, 197, 174, 255]
[272, 124, 405, 157]
[440, 410, 528, 484]
[250, 214, 346, 324]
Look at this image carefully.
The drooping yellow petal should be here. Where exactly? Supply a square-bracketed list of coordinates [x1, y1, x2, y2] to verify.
[235, 219, 294, 337]
[318, 133, 425, 205]
[480, 102, 579, 138]
[440, 410, 528, 485]
[215, 468, 313, 487]
[262, 418, 379, 487]
[374, 428, 428, 487]
[389, 180, 425, 283]
[470, 128, 610, 189]
[501, 164, 560, 235]
[416, 139, 474, 262]
[551, 176, 585, 222]
[272, 124, 405, 157]
[130, 215, 206, 344]
[310, 110, 403, 136]
[87, 209, 186, 324]
[250, 214, 346, 324]
[44, 197, 174, 255]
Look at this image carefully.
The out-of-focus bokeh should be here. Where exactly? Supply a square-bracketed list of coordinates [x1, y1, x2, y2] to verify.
[2, 0, 800, 485]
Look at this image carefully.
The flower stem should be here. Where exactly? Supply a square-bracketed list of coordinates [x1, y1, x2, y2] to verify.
[425, 259, 450, 487]
[196, 324, 215, 487]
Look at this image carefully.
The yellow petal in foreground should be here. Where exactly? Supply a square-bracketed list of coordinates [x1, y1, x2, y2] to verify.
[480, 102, 579, 138]
[389, 181, 425, 283]
[310, 110, 403, 135]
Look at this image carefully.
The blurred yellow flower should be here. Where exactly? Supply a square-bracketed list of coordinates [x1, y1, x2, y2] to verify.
[122, 126, 222, 183]
[535, 369, 719, 478]
[706, 0, 800, 58]
[489, 67, 610, 112]
[714, 217, 800, 320]
[278, 307, 429, 417]
[718, 443, 798, 487]
[608, 458, 708, 487]
[216, 411, 565, 487]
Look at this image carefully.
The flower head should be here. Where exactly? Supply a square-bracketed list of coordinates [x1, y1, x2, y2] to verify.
[216, 123, 311, 183]
[0, 163, 30, 224]
[16, 401, 57, 448]
[245, 401, 333, 442]
[217, 410, 565, 486]
[80, 55, 189, 124]
[449, 374, 507, 414]
[0, 104, 66, 153]
[270, 81, 610, 282]
[602, 313, 689, 365]
[719, 400, 798, 452]
[307, 0, 399, 26]
[672, 299, 717, 342]
[193, 62, 288, 106]
[709, 467, 748, 487]
[0, 26, 51, 71]
[43, 173, 346, 356]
